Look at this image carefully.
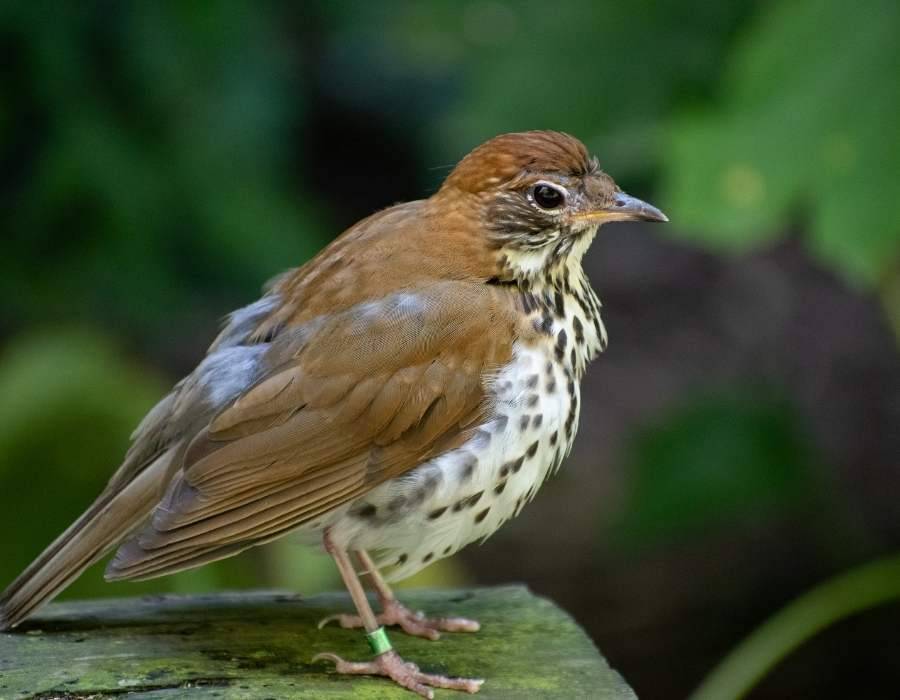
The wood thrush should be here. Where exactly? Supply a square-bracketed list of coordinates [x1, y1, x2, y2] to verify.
[0, 130, 666, 697]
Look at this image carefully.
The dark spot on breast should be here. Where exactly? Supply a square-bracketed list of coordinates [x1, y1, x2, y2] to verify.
[428, 506, 448, 520]
[546, 378, 557, 393]
[570, 347, 577, 369]
[572, 292, 585, 314]
[355, 503, 377, 518]
[550, 431, 559, 446]
[454, 490, 484, 511]
[521, 292, 534, 313]
[460, 455, 477, 481]
[443, 545, 453, 555]
[532, 414, 543, 429]
[512, 455, 525, 473]
[423, 552, 434, 563]
[540, 314, 554, 335]
[494, 481, 507, 495]
[526, 374, 539, 389]
[527, 393, 539, 408]
[389, 496, 407, 512]
[555, 330, 568, 361]
[526, 441, 539, 459]
[398, 553, 408, 565]
[519, 414, 530, 431]
[474, 508, 490, 524]
[494, 414, 509, 432]
[573, 315, 584, 342]
[554, 291, 565, 316]
[567, 379, 576, 397]
[422, 474, 440, 497]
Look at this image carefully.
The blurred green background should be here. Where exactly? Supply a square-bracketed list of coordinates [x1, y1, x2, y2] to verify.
[1, 2, 898, 698]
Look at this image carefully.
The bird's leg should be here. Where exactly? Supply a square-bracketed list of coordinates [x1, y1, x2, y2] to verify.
[314, 531, 483, 698]
[320, 549, 480, 640]
[359, 549, 482, 639]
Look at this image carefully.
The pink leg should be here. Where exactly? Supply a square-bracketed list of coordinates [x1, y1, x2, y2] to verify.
[313, 532, 483, 698]
[319, 549, 480, 640]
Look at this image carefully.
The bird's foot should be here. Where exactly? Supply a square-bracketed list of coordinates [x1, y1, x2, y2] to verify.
[314, 649, 483, 699]
[319, 597, 480, 640]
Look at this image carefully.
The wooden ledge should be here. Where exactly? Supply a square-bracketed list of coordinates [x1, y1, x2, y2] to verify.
[0, 585, 635, 699]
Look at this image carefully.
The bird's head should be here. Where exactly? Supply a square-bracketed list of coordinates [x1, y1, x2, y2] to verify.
[439, 130, 667, 282]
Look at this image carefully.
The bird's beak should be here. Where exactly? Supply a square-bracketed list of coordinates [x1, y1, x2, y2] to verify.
[573, 192, 669, 224]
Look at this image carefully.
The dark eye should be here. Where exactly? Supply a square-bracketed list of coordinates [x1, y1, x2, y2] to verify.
[532, 183, 565, 210]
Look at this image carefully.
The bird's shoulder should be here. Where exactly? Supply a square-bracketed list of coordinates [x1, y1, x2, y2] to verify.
[249, 196, 500, 334]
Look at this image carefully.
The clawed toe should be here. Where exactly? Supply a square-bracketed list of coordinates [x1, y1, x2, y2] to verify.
[382, 600, 480, 640]
[319, 599, 480, 641]
[314, 649, 483, 698]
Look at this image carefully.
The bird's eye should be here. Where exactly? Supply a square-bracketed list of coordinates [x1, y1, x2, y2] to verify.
[532, 183, 565, 210]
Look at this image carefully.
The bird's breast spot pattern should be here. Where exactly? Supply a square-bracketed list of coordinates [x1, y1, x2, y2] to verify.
[332, 314, 594, 581]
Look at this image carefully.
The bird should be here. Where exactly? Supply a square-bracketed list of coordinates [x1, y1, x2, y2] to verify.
[0, 130, 666, 697]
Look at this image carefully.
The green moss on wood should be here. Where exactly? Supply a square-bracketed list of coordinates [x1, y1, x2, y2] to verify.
[0, 586, 635, 699]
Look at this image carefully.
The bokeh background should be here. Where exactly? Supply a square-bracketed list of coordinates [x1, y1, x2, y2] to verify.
[1, 2, 898, 698]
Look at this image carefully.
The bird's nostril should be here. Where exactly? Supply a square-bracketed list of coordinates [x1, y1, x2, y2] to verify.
[615, 199, 626, 207]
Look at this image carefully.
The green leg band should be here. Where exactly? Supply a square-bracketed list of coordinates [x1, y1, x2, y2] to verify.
[366, 626, 393, 656]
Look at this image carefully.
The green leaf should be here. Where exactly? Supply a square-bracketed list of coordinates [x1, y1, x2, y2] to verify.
[661, 0, 900, 285]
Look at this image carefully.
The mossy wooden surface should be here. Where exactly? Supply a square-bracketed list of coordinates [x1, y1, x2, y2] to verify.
[0, 585, 635, 699]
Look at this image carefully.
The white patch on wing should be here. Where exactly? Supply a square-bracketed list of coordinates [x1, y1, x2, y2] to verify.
[196, 344, 268, 409]
[211, 294, 280, 350]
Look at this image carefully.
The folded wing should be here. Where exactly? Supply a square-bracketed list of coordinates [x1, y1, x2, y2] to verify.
[106, 281, 515, 580]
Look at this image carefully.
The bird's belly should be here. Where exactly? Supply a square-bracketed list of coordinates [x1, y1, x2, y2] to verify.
[329, 342, 580, 581]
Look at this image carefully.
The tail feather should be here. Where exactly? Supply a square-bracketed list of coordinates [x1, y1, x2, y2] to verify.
[0, 450, 172, 630]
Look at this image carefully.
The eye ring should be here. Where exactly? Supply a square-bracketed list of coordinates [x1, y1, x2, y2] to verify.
[531, 182, 566, 210]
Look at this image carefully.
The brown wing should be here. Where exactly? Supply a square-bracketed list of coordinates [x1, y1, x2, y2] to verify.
[106, 281, 516, 581]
